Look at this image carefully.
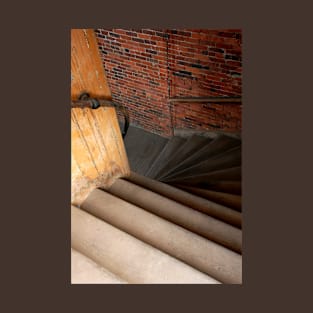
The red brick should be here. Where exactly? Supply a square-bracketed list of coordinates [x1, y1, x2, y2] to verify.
[96, 28, 242, 135]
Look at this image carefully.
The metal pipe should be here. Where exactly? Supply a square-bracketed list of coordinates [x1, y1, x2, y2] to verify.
[169, 97, 241, 103]
[71, 98, 113, 109]
[71, 98, 129, 138]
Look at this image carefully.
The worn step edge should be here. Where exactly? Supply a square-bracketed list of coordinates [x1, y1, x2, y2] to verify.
[126, 172, 241, 228]
[174, 128, 241, 140]
[164, 145, 241, 182]
[71, 248, 128, 284]
[146, 136, 186, 178]
[124, 126, 168, 175]
[155, 136, 223, 180]
[174, 184, 242, 212]
[172, 180, 242, 195]
[163, 166, 241, 184]
[158, 135, 241, 180]
[81, 190, 242, 284]
[72, 206, 220, 284]
[145, 138, 172, 178]
[107, 178, 242, 252]
[154, 135, 212, 180]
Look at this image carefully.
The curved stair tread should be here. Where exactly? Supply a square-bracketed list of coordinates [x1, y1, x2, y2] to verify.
[72, 206, 220, 284]
[175, 180, 242, 195]
[107, 178, 242, 251]
[154, 135, 212, 180]
[158, 135, 241, 180]
[144, 139, 173, 178]
[164, 145, 241, 182]
[124, 126, 168, 175]
[163, 166, 241, 183]
[174, 185, 242, 212]
[71, 248, 128, 284]
[126, 171, 241, 228]
[81, 190, 242, 284]
[145, 136, 186, 178]
[174, 128, 241, 140]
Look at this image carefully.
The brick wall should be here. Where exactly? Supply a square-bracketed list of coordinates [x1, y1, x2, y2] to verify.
[95, 29, 242, 137]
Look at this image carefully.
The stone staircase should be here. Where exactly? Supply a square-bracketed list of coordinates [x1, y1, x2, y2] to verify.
[71, 126, 242, 284]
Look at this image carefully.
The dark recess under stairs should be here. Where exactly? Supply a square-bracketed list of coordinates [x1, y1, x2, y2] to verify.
[72, 125, 242, 284]
[124, 126, 241, 199]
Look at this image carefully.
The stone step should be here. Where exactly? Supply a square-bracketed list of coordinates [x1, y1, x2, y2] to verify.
[107, 178, 242, 250]
[81, 190, 242, 283]
[166, 145, 241, 182]
[159, 135, 241, 180]
[72, 206, 219, 284]
[174, 185, 242, 211]
[163, 166, 241, 183]
[154, 135, 212, 180]
[145, 136, 186, 178]
[125, 171, 241, 228]
[174, 128, 241, 140]
[71, 248, 128, 284]
[123, 126, 168, 175]
[173, 180, 242, 195]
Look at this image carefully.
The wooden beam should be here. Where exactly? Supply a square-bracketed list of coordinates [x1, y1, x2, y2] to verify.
[71, 107, 130, 206]
[71, 29, 111, 100]
[71, 29, 130, 206]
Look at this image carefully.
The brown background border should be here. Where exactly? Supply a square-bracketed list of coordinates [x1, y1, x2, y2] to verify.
[2, 1, 312, 312]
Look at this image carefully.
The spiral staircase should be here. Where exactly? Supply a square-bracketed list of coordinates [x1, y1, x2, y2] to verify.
[71, 125, 242, 284]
